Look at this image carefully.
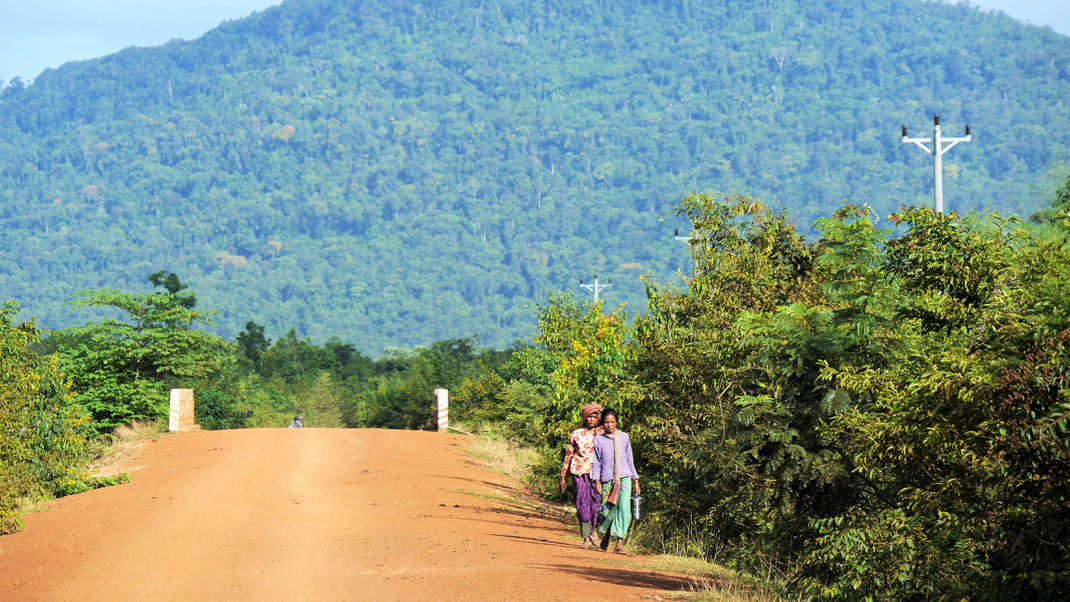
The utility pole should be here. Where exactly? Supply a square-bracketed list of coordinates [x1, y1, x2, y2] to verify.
[579, 275, 611, 303]
[674, 229, 696, 272]
[901, 114, 971, 213]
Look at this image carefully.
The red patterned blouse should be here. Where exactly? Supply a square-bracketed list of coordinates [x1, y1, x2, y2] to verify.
[561, 427, 603, 479]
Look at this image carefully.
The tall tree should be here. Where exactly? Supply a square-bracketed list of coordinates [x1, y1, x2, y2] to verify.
[55, 276, 226, 431]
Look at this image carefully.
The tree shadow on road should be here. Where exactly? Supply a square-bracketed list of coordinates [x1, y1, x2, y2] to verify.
[419, 473, 573, 520]
[534, 563, 707, 592]
[432, 514, 534, 532]
[488, 532, 580, 550]
[418, 473, 532, 498]
[446, 502, 541, 520]
[433, 505, 574, 535]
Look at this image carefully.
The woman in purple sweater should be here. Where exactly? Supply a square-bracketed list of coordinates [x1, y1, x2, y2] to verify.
[592, 408, 640, 555]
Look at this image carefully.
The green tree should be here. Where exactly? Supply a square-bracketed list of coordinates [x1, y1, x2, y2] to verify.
[618, 194, 1070, 598]
[235, 320, 271, 371]
[148, 270, 197, 309]
[360, 338, 484, 430]
[799, 207, 1070, 599]
[55, 279, 227, 431]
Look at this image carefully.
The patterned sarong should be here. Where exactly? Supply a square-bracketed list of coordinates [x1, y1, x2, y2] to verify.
[598, 477, 633, 539]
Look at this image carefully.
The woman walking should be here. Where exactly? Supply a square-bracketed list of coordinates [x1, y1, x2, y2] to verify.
[560, 402, 603, 549]
[592, 408, 640, 555]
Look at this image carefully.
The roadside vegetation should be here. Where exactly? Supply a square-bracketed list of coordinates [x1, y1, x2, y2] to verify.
[449, 179, 1070, 599]
[3, 177, 1069, 598]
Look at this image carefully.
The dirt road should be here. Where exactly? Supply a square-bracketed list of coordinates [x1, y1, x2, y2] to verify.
[0, 429, 698, 600]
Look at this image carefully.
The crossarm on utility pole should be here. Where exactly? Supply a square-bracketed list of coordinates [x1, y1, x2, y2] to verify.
[579, 275, 611, 303]
[903, 137, 933, 154]
[938, 137, 970, 156]
[900, 115, 972, 214]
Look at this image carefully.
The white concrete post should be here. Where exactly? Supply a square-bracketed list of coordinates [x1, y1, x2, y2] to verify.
[169, 388, 197, 432]
[434, 388, 449, 432]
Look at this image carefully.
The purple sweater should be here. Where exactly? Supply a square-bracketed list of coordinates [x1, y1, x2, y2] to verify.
[591, 431, 639, 482]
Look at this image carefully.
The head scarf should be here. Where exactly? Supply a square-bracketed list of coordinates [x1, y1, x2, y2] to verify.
[581, 403, 603, 422]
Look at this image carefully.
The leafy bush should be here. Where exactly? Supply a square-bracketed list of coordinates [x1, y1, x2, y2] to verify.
[483, 190, 1070, 598]
[0, 301, 91, 533]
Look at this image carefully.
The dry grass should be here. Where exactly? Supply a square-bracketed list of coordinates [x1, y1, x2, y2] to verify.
[605, 555, 781, 601]
[465, 438, 537, 477]
[632, 515, 730, 560]
[110, 419, 167, 443]
[13, 492, 52, 518]
[626, 517, 784, 600]
[87, 419, 167, 478]
[456, 427, 572, 521]
[458, 424, 537, 479]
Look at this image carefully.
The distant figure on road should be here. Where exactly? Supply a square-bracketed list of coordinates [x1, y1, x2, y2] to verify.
[592, 408, 639, 555]
[560, 403, 603, 549]
[288, 415, 304, 428]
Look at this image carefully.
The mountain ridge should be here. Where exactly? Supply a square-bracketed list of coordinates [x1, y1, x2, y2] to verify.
[1, 0, 1068, 353]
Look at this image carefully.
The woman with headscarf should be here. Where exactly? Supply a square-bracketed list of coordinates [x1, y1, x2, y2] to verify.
[559, 402, 603, 549]
[592, 408, 640, 555]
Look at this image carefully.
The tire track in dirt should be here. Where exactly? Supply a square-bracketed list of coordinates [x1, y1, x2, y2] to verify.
[0, 428, 698, 600]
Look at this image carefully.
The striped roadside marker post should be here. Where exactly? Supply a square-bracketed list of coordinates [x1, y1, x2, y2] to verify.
[168, 388, 199, 432]
[434, 389, 449, 432]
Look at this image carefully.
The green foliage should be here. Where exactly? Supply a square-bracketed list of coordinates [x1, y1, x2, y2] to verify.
[54, 473, 131, 497]
[631, 194, 834, 565]
[186, 318, 498, 431]
[235, 320, 270, 371]
[53, 277, 228, 431]
[622, 194, 1070, 598]
[0, 301, 91, 533]
[212, 322, 495, 431]
[532, 294, 639, 414]
[800, 206, 1070, 598]
[149, 270, 197, 309]
[454, 293, 639, 497]
[1058, 174, 1070, 215]
[361, 338, 484, 430]
[459, 191, 1070, 598]
[1, 0, 1068, 352]
[885, 207, 1017, 331]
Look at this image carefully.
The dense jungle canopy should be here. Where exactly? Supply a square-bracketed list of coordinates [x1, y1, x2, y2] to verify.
[0, 0, 1068, 352]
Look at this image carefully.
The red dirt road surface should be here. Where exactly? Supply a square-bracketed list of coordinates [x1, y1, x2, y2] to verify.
[0, 429, 699, 600]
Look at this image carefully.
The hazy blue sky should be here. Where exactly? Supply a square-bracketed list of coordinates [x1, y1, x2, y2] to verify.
[1, 0, 1067, 84]
[0, 0, 283, 84]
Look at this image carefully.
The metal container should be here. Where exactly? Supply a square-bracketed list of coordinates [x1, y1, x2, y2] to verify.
[630, 495, 643, 521]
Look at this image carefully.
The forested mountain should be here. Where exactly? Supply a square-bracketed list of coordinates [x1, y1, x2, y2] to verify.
[1, 0, 1067, 352]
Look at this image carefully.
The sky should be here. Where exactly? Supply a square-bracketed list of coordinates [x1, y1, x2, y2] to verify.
[0, 0, 283, 84]
[0, 0, 1068, 85]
